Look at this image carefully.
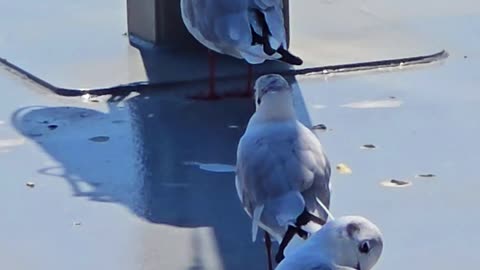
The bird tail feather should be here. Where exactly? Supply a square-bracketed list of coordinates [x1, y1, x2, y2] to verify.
[252, 204, 265, 242]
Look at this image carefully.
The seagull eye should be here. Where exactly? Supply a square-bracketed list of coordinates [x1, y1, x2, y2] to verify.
[257, 98, 261, 105]
[359, 241, 370, 254]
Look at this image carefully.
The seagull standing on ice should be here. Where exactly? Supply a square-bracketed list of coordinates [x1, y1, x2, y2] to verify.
[276, 216, 384, 270]
[235, 74, 331, 270]
[180, 0, 303, 99]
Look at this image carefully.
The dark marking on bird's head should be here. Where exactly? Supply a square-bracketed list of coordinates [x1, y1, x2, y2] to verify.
[254, 74, 291, 105]
[346, 222, 361, 239]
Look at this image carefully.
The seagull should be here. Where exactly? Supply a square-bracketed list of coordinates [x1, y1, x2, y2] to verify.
[180, 0, 303, 100]
[276, 216, 384, 270]
[235, 74, 331, 270]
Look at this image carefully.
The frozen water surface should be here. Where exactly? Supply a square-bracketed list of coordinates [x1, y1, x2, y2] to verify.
[0, 0, 479, 270]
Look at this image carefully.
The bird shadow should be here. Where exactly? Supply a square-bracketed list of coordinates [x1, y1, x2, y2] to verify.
[11, 76, 313, 270]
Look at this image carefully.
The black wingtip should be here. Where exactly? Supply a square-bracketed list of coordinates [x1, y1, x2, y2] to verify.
[277, 47, 303, 66]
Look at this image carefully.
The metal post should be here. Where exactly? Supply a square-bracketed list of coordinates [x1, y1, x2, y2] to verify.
[126, 0, 157, 44]
[154, 0, 199, 48]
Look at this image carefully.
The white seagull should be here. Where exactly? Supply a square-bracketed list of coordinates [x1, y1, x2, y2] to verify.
[235, 74, 331, 270]
[276, 216, 384, 270]
[180, 0, 303, 99]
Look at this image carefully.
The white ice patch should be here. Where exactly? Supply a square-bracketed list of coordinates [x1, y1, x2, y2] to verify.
[183, 161, 236, 173]
[341, 99, 402, 109]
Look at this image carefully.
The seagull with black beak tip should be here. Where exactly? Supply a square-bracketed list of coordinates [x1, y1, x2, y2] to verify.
[236, 74, 331, 270]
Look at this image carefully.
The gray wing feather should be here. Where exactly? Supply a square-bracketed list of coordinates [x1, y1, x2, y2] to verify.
[250, 0, 286, 48]
[181, 0, 251, 50]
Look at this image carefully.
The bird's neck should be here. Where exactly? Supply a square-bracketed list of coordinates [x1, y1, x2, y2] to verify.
[254, 93, 296, 122]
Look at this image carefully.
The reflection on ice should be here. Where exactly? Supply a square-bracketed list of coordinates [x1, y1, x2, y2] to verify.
[184, 161, 236, 173]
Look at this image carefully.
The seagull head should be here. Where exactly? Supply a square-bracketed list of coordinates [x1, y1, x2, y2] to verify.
[322, 216, 383, 270]
[254, 74, 292, 108]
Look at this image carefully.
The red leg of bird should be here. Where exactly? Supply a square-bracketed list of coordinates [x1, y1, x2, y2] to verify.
[190, 50, 220, 100]
[207, 50, 218, 99]
[264, 231, 273, 270]
[244, 64, 254, 97]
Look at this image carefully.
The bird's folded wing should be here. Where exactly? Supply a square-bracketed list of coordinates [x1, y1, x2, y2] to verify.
[212, 6, 280, 63]
[250, 0, 287, 48]
[236, 124, 328, 213]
